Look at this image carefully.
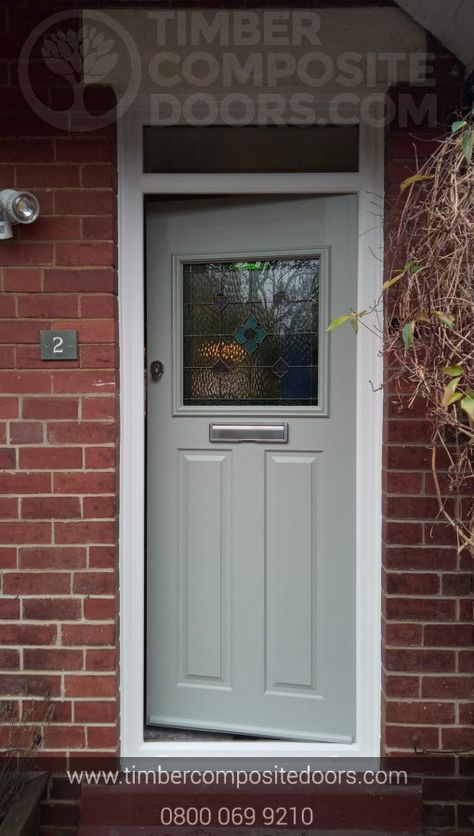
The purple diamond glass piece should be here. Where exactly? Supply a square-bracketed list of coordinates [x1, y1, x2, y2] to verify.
[212, 358, 230, 375]
[212, 293, 228, 312]
[272, 358, 289, 378]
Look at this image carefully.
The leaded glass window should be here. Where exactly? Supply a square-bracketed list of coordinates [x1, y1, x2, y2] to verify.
[182, 257, 320, 406]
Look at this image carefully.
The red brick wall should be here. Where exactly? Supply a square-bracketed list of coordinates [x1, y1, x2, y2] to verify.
[382, 62, 474, 834]
[0, 6, 118, 829]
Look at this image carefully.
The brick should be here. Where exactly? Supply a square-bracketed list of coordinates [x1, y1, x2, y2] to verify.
[55, 242, 114, 267]
[442, 728, 474, 750]
[62, 624, 115, 646]
[22, 496, 81, 519]
[16, 345, 79, 371]
[0, 674, 60, 697]
[385, 725, 439, 750]
[85, 649, 116, 671]
[9, 422, 43, 444]
[384, 546, 456, 571]
[80, 294, 115, 321]
[0, 242, 53, 266]
[16, 164, 80, 188]
[0, 599, 20, 619]
[80, 345, 117, 370]
[0, 139, 54, 163]
[19, 547, 86, 570]
[87, 726, 117, 749]
[386, 598, 456, 621]
[54, 471, 115, 494]
[83, 496, 116, 519]
[3, 572, 70, 595]
[18, 294, 78, 318]
[0, 397, 18, 418]
[0, 497, 18, 518]
[0, 521, 51, 545]
[47, 421, 115, 444]
[22, 397, 78, 419]
[44, 269, 115, 294]
[23, 598, 81, 621]
[24, 648, 83, 671]
[74, 701, 116, 723]
[17, 216, 81, 243]
[54, 319, 115, 344]
[0, 295, 15, 317]
[83, 598, 116, 620]
[0, 649, 20, 669]
[386, 701, 455, 724]
[81, 397, 115, 420]
[386, 446, 431, 469]
[85, 447, 116, 469]
[423, 777, 474, 803]
[459, 651, 474, 673]
[55, 520, 115, 544]
[0, 347, 15, 370]
[52, 371, 115, 393]
[384, 522, 423, 545]
[22, 698, 72, 724]
[55, 190, 114, 216]
[459, 705, 474, 726]
[0, 548, 17, 569]
[441, 574, 474, 596]
[0, 371, 51, 393]
[384, 675, 420, 698]
[385, 649, 455, 673]
[386, 421, 431, 444]
[386, 573, 440, 596]
[82, 217, 115, 242]
[0, 448, 15, 469]
[386, 472, 423, 494]
[424, 523, 458, 547]
[0, 624, 56, 645]
[81, 164, 116, 188]
[42, 726, 85, 749]
[385, 623, 422, 646]
[64, 675, 117, 698]
[424, 625, 473, 647]
[0, 471, 51, 493]
[19, 447, 82, 469]
[73, 572, 114, 595]
[55, 138, 113, 162]
[88, 546, 116, 569]
[421, 677, 474, 699]
[386, 496, 440, 519]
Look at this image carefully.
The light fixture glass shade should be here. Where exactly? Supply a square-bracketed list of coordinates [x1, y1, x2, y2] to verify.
[0, 189, 40, 225]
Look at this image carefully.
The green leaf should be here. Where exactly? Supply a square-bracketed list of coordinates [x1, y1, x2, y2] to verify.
[451, 119, 467, 133]
[432, 310, 456, 328]
[383, 270, 406, 290]
[441, 378, 461, 408]
[442, 365, 464, 377]
[350, 317, 359, 334]
[462, 129, 473, 163]
[461, 393, 474, 421]
[327, 314, 352, 332]
[400, 174, 434, 192]
[407, 263, 425, 274]
[402, 321, 415, 348]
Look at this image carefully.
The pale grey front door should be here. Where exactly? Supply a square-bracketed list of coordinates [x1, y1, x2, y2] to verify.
[146, 195, 358, 742]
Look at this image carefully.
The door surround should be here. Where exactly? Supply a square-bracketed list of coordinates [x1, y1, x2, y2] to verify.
[118, 99, 384, 759]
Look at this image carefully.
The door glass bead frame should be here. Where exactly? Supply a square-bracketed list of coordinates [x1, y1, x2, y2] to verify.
[172, 249, 330, 417]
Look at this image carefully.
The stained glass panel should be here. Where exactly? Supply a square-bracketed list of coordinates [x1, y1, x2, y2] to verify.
[182, 257, 320, 406]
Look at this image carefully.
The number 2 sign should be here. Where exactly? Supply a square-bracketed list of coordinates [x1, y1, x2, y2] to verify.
[40, 330, 78, 360]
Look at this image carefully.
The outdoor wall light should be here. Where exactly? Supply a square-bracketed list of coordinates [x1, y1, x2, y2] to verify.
[0, 189, 40, 240]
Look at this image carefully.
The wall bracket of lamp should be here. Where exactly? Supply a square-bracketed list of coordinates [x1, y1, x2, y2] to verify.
[0, 190, 40, 240]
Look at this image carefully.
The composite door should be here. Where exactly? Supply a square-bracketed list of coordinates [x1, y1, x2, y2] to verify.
[146, 195, 358, 742]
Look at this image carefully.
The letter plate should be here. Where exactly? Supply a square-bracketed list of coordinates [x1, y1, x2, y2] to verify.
[209, 423, 288, 443]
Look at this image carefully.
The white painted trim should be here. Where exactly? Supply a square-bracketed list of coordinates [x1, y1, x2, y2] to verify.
[118, 108, 383, 760]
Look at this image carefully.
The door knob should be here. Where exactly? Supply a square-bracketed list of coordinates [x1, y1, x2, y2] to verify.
[150, 360, 165, 381]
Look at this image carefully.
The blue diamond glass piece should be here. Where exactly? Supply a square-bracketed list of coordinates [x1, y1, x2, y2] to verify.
[212, 358, 230, 375]
[272, 357, 289, 378]
[234, 315, 268, 354]
[212, 293, 228, 312]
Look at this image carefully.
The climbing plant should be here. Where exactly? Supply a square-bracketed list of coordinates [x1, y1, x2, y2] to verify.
[329, 112, 474, 553]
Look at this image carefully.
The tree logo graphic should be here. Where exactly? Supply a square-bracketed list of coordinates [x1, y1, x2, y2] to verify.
[19, 10, 141, 132]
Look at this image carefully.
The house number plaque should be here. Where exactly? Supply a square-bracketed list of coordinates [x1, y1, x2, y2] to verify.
[40, 330, 78, 360]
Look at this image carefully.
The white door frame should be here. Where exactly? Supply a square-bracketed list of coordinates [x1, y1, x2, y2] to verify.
[118, 99, 384, 759]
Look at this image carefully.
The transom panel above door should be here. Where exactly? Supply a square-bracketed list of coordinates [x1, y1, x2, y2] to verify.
[146, 195, 358, 742]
